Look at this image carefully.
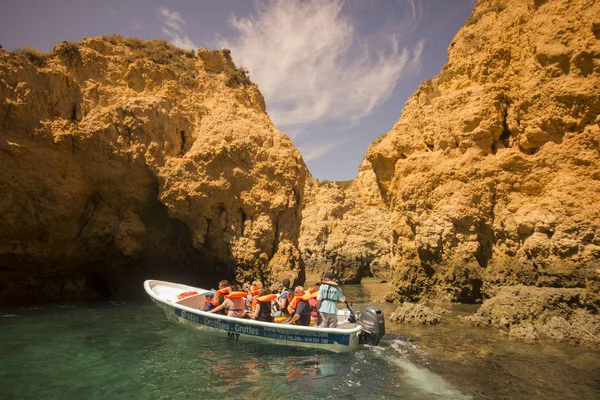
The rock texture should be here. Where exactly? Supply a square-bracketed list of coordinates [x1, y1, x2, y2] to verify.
[390, 302, 448, 325]
[367, 0, 600, 303]
[0, 37, 305, 303]
[299, 160, 392, 284]
[462, 285, 600, 346]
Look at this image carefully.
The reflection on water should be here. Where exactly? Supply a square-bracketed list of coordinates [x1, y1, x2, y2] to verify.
[0, 280, 598, 399]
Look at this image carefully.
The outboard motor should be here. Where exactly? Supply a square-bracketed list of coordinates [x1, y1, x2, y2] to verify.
[358, 307, 385, 346]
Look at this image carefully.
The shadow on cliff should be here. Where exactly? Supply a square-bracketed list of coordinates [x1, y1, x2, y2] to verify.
[0, 195, 236, 306]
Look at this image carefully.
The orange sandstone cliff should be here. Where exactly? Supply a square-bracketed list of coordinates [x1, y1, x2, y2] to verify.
[0, 37, 306, 302]
[367, 0, 600, 304]
[299, 160, 392, 284]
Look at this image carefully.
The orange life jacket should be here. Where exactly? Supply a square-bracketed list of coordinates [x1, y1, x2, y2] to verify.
[225, 291, 248, 299]
[251, 294, 277, 312]
[210, 287, 231, 306]
[287, 291, 312, 315]
[251, 286, 261, 297]
[177, 291, 198, 300]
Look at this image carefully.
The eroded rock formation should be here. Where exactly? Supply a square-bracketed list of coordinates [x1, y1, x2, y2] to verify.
[0, 37, 305, 303]
[299, 160, 392, 284]
[390, 303, 448, 325]
[367, 0, 600, 304]
[462, 285, 599, 346]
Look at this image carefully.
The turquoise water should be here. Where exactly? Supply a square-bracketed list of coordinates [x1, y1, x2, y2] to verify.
[0, 302, 462, 399]
[1, 282, 599, 399]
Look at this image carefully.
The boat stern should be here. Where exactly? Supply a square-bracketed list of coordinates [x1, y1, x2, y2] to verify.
[358, 307, 385, 346]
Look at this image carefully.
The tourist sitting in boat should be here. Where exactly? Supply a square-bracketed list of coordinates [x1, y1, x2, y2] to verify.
[250, 280, 263, 299]
[241, 282, 253, 311]
[201, 292, 216, 312]
[242, 282, 251, 297]
[209, 285, 248, 318]
[274, 288, 293, 317]
[272, 278, 291, 316]
[210, 280, 232, 314]
[286, 286, 312, 326]
[277, 278, 291, 294]
[248, 289, 276, 322]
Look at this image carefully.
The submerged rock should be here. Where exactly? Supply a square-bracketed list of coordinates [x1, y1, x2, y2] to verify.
[390, 302, 449, 325]
[462, 285, 600, 346]
[0, 37, 306, 302]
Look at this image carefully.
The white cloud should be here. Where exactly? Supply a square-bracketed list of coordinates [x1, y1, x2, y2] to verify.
[221, 0, 424, 141]
[158, 6, 199, 51]
[300, 139, 345, 162]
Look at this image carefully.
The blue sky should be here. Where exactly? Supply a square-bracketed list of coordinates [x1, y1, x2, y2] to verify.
[0, 0, 474, 181]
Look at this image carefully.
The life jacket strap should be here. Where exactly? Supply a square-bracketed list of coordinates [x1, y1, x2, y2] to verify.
[321, 284, 338, 302]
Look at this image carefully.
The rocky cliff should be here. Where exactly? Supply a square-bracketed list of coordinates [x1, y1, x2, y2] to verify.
[366, 0, 600, 304]
[299, 160, 392, 284]
[0, 37, 306, 303]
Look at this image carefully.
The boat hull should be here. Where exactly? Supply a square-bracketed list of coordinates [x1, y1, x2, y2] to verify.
[145, 280, 362, 351]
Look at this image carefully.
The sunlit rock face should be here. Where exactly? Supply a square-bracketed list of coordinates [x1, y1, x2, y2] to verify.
[299, 160, 392, 284]
[0, 37, 306, 303]
[462, 285, 600, 347]
[366, 0, 600, 303]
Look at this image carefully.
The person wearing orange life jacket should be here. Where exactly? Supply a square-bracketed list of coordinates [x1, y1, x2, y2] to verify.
[316, 272, 346, 328]
[209, 285, 247, 318]
[286, 286, 312, 326]
[210, 280, 232, 315]
[201, 292, 216, 312]
[250, 280, 263, 298]
[249, 289, 276, 322]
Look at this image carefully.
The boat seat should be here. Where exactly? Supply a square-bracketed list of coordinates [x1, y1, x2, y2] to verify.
[176, 293, 206, 309]
[337, 323, 358, 330]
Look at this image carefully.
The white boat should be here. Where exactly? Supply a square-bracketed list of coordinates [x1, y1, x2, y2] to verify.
[144, 280, 385, 351]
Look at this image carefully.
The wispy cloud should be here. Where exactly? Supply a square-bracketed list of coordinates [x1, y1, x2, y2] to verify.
[158, 6, 198, 51]
[221, 0, 424, 142]
[300, 139, 346, 162]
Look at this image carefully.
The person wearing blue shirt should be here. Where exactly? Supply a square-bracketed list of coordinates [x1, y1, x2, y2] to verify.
[316, 272, 345, 328]
[202, 292, 216, 311]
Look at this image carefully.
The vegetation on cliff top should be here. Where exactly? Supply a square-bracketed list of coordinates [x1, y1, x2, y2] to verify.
[225, 65, 253, 88]
[13, 45, 48, 66]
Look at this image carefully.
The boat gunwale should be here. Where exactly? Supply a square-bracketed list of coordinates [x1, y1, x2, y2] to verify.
[144, 279, 363, 335]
